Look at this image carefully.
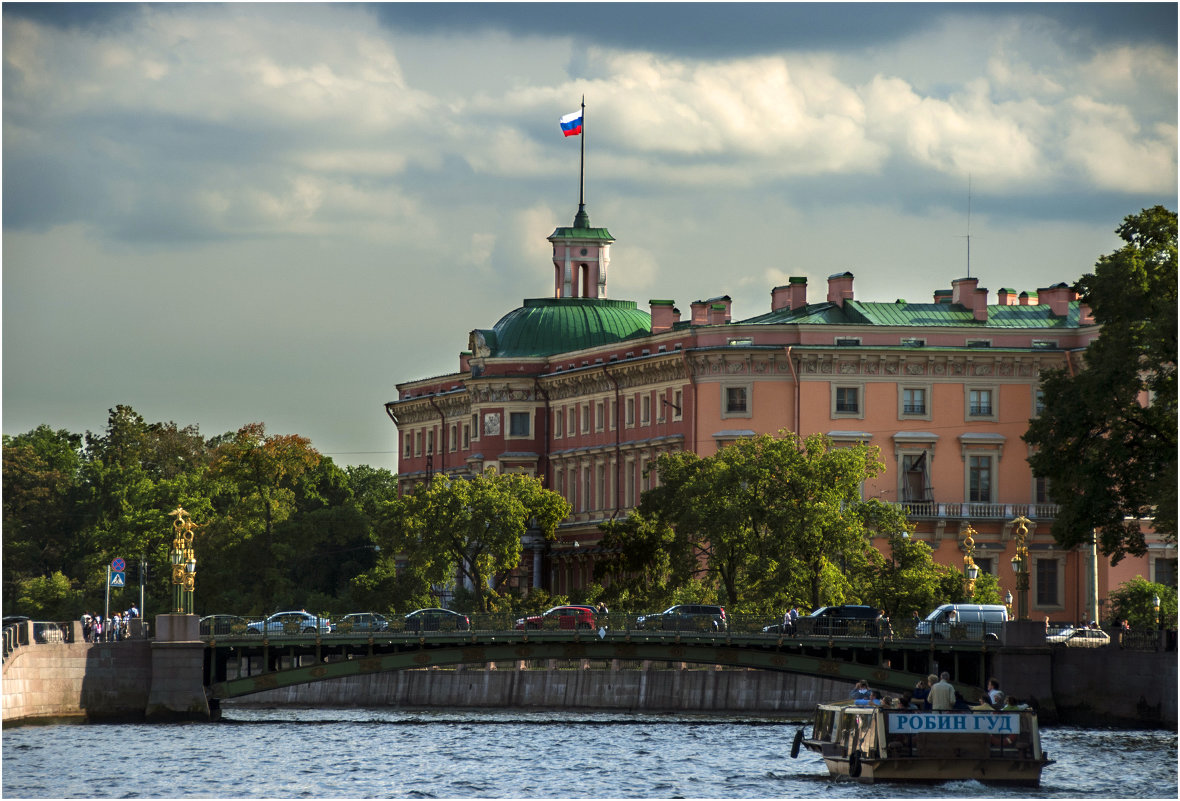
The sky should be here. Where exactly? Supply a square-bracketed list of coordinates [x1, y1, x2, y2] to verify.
[3, 2, 1176, 474]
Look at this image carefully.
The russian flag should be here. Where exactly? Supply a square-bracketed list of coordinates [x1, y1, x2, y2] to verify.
[559, 110, 583, 137]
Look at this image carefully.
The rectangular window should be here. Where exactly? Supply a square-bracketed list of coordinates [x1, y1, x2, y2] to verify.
[1034, 389, 1046, 416]
[581, 467, 591, 513]
[902, 452, 930, 503]
[462, 424, 470, 449]
[595, 401, 604, 432]
[403, 436, 412, 458]
[968, 455, 992, 503]
[609, 399, 617, 430]
[427, 429, 434, 455]
[567, 406, 576, 436]
[641, 395, 651, 424]
[471, 414, 480, 441]
[581, 403, 590, 434]
[625, 398, 635, 427]
[415, 431, 423, 456]
[726, 386, 747, 414]
[1035, 476, 1052, 504]
[969, 389, 993, 416]
[554, 409, 563, 439]
[902, 388, 926, 415]
[974, 557, 993, 575]
[1036, 559, 1058, 606]
[900, 337, 926, 347]
[966, 339, 991, 348]
[1154, 558, 1178, 588]
[449, 424, 458, 452]
[835, 387, 859, 413]
[509, 412, 530, 437]
[596, 464, 606, 511]
[1031, 340, 1058, 350]
[673, 390, 683, 420]
[835, 337, 861, 346]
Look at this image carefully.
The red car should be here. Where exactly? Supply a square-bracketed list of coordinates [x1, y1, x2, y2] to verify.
[515, 605, 596, 630]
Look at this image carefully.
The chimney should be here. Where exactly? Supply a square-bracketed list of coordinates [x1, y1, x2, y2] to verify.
[690, 300, 709, 325]
[649, 299, 678, 333]
[934, 289, 952, 304]
[772, 276, 808, 311]
[709, 303, 728, 326]
[1039, 283, 1074, 317]
[460, 352, 472, 373]
[952, 277, 989, 322]
[997, 288, 1019, 306]
[1079, 302, 1095, 325]
[1019, 291, 1038, 306]
[826, 272, 854, 307]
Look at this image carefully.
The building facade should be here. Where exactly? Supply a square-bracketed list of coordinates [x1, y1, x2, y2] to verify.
[386, 204, 1173, 622]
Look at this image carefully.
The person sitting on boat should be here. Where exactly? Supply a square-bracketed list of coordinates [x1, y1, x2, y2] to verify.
[929, 672, 956, 711]
[910, 677, 931, 709]
[849, 679, 872, 701]
[1001, 696, 1023, 711]
[987, 678, 1004, 706]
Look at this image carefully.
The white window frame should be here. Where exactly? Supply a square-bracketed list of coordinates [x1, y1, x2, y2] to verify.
[553, 409, 563, 439]
[506, 410, 532, 439]
[595, 400, 605, 432]
[625, 397, 635, 428]
[721, 382, 752, 419]
[831, 383, 864, 419]
[641, 394, 651, 425]
[449, 423, 458, 452]
[471, 413, 480, 442]
[581, 403, 591, 434]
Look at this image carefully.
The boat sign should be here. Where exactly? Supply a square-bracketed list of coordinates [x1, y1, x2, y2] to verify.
[888, 712, 1020, 733]
[112, 557, 126, 572]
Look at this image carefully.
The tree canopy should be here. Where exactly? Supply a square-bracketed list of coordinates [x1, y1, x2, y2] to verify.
[1025, 206, 1177, 562]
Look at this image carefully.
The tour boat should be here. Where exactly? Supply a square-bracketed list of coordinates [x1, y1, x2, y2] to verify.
[791, 700, 1053, 786]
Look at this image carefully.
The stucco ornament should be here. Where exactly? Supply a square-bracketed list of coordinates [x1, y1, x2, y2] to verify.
[469, 330, 492, 358]
[484, 412, 501, 436]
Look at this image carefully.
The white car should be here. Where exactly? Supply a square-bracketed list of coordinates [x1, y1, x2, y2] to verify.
[246, 611, 331, 636]
[1047, 627, 1110, 647]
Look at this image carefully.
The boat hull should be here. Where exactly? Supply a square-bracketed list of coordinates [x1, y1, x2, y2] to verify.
[821, 755, 1048, 786]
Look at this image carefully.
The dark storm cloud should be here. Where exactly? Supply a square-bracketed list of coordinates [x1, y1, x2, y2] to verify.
[371, 2, 1177, 55]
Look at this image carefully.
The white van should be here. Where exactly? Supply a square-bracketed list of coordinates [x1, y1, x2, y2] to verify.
[915, 603, 1008, 641]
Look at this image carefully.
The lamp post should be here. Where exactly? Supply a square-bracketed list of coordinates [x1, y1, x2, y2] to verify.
[1004, 590, 1014, 618]
[168, 507, 199, 616]
[1009, 515, 1031, 620]
[962, 525, 979, 599]
[1153, 593, 1162, 631]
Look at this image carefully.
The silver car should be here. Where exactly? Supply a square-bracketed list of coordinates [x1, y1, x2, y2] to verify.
[246, 611, 331, 636]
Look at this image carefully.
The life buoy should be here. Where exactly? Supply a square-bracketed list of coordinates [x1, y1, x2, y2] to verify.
[848, 751, 862, 778]
[791, 728, 804, 759]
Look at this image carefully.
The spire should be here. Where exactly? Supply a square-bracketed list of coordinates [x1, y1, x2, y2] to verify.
[573, 205, 590, 229]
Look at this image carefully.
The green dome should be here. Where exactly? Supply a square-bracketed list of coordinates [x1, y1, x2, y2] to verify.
[479, 298, 651, 358]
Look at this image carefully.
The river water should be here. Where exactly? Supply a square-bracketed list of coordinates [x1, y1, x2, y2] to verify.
[2, 708, 1175, 799]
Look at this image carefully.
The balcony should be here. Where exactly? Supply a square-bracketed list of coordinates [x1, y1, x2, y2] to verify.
[895, 501, 1059, 520]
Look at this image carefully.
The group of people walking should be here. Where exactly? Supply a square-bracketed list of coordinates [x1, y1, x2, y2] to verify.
[81, 606, 139, 642]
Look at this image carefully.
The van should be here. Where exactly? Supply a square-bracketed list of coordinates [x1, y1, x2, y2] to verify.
[915, 603, 1008, 641]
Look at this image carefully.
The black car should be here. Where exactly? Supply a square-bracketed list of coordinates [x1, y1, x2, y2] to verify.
[333, 612, 390, 634]
[797, 605, 882, 637]
[404, 608, 470, 632]
[636, 604, 727, 632]
[199, 614, 250, 636]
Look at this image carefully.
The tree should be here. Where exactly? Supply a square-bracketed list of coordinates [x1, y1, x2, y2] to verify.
[609, 431, 898, 613]
[380, 470, 570, 613]
[1107, 576, 1176, 630]
[1025, 206, 1177, 563]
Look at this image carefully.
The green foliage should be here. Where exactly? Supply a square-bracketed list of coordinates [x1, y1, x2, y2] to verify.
[1107, 576, 1176, 630]
[1025, 206, 1177, 562]
[14, 571, 83, 620]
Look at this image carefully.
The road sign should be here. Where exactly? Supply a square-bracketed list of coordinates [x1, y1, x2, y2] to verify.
[112, 557, 126, 572]
[110, 572, 125, 587]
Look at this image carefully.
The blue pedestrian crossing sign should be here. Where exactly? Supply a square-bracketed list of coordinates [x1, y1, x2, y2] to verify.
[110, 572, 125, 587]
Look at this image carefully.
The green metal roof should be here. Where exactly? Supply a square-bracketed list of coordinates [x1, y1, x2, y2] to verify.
[738, 300, 1084, 329]
[548, 226, 614, 241]
[478, 298, 651, 358]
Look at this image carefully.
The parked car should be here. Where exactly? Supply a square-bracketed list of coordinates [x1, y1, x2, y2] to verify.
[199, 614, 250, 636]
[3, 615, 65, 643]
[796, 605, 882, 637]
[1047, 627, 1110, 647]
[404, 608, 470, 632]
[515, 605, 595, 630]
[636, 604, 727, 632]
[333, 612, 390, 634]
[246, 611, 332, 636]
[914, 604, 1008, 641]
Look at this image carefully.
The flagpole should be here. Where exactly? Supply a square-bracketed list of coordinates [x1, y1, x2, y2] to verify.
[578, 95, 586, 216]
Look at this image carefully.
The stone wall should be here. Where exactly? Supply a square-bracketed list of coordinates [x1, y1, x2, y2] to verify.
[1050, 647, 1177, 728]
[2, 640, 152, 723]
[222, 667, 848, 716]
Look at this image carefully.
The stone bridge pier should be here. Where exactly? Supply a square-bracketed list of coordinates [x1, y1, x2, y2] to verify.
[144, 614, 211, 721]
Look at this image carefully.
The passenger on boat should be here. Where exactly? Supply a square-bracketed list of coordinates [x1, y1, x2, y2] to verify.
[987, 678, 1004, 706]
[899, 690, 914, 709]
[1001, 696, 1022, 711]
[929, 671, 956, 710]
[849, 679, 872, 700]
[910, 677, 932, 710]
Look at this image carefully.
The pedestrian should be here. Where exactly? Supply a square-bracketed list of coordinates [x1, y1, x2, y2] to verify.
[929, 671, 956, 711]
[81, 614, 92, 642]
[876, 609, 894, 638]
[128, 604, 139, 619]
[93, 615, 103, 643]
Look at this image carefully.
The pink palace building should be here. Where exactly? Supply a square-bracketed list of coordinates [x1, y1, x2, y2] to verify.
[386, 202, 1174, 623]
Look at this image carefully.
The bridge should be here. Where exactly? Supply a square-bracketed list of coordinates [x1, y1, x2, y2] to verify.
[201, 615, 1008, 707]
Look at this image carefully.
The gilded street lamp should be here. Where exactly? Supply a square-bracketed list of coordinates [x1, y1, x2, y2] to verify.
[1004, 590, 1014, 618]
[962, 525, 980, 599]
[1009, 515, 1031, 620]
[168, 507, 199, 615]
[1153, 593, 1162, 632]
